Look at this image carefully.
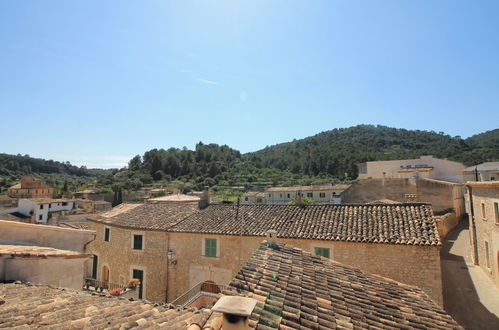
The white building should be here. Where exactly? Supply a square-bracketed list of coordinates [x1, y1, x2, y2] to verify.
[241, 192, 265, 204]
[265, 184, 351, 205]
[17, 199, 75, 224]
[464, 162, 499, 182]
[357, 155, 465, 183]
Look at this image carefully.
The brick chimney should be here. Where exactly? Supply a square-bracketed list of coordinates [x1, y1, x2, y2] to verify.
[295, 191, 303, 207]
[211, 296, 257, 330]
[198, 186, 210, 209]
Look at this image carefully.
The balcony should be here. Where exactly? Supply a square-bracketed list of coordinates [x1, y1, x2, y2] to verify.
[171, 281, 229, 308]
[83, 278, 138, 299]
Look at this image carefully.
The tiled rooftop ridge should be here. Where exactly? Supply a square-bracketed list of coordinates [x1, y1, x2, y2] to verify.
[171, 203, 442, 246]
[224, 241, 461, 329]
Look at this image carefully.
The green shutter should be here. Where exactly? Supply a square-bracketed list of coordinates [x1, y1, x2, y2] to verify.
[314, 247, 330, 258]
[205, 238, 217, 257]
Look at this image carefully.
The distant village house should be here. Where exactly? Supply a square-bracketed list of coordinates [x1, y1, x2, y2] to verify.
[7, 176, 53, 198]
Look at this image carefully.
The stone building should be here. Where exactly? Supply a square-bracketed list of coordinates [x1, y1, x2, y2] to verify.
[0, 242, 462, 329]
[466, 181, 499, 288]
[7, 176, 53, 198]
[86, 202, 444, 305]
[85, 203, 200, 302]
[264, 184, 351, 204]
[464, 162, 499, 182]
[357, 155, 465, 183]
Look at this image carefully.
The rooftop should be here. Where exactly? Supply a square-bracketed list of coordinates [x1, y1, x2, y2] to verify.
[464, 162, 499, 172]
[148, 193, 201, 203]
[22, 198, 74, 204]
[89, 202, 200, 231]
[171, 203, 441, 246]
[242, 191, 265, 198]
[223, 242, 461, 329]
[0, 244, 89, 259]
[266, 184, 351, 192]
[0, 283, 211, 329]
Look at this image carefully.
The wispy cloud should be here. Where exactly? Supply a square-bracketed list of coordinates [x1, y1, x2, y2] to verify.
[195, 78, 221, 86]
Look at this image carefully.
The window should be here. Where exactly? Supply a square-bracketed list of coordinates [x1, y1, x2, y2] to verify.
[133, 235, 143, 250]
[485, 241, 491, 269]
[314, 247, 330, 258]
[62, 202, 68, 206]
[494, 202, 499, 225]
[245, 197, 248, 201]
[204, 238, 217, 257]
[268, 194, 271, 197]
[104, 228, 110, 242]
[307, 192, 313, 198]
[38, 215, 43, 221]
[481, 203, 486, 219]
[257, 198, 262, 203]
[49, 204, 51, 209]
[319, 193, 325, 198]
[287, 194, 290, 198]
[280, 194, 283, 198]
[40, 204, 44, 210]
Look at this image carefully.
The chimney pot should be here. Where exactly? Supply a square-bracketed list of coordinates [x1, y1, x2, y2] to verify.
[212, 296, 257, 330]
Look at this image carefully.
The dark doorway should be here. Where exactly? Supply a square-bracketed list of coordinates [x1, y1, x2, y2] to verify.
[132, 269, 144, 299]
[92, 255, 98, 279]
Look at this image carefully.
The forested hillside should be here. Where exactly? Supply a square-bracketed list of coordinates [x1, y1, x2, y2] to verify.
[1, 125, 498, 195]
[244, 125, 499, 179]
[0, 153, 109, 194]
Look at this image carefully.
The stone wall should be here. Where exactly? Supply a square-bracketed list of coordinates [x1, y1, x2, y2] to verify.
[468, 186, 499, 288]
[435, 212, 459, 239]
[0, 257, 87, 290]
[0, 220, 94, 253]
[342, 178, 417, 203]
[342, 178, 465, 217]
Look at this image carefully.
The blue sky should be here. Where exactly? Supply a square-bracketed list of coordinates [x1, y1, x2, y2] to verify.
[0, 1, 498, 168]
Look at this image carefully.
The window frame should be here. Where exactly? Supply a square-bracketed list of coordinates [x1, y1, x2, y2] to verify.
[132, 234, 144, 250]
[314, 247, 330, 258]
[104, 227, 111, 242]
[481, 202, 487, 220]
[494, 202, 499, 225]
[203, 238, 218, 258]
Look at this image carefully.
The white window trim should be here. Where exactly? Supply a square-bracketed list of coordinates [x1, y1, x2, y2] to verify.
[131, 231, 145, 251]
[103, 226, 111, 242]
[202, 237, 220, 258]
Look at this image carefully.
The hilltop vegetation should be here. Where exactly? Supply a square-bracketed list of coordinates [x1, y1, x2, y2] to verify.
[1, 125, 498, 195]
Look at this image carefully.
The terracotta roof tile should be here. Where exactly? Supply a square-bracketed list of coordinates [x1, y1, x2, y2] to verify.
[0, 283, 209, 329]
[171, 203, 441, 246]
[89, 202, 200, 231]
[223, 242, 461, 329]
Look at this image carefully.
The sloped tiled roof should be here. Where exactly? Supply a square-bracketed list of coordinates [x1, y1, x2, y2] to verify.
[88, 203, 200, 231]
[0, 283, 211, 329]
[224, 242, 461, 329]
[171, 203, 441, 246]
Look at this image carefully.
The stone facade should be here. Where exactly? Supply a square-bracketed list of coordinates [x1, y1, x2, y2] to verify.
[168, 233, 443, 305]
[357, 155, 465, 183]
[86, 222, 443, 304]
[84, 222, 170, 302]
[7, 176, 53, 199]
[466, 182, 499, 288]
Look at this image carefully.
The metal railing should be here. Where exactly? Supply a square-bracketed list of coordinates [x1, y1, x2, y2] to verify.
[171, 281, 229, 307]
[83, 278, 129, 292]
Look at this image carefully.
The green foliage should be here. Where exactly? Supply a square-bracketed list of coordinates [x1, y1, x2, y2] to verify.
[288, 196, 316, 205]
